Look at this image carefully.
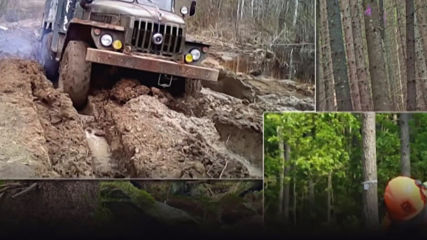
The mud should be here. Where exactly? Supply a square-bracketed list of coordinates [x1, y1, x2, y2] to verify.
[0, 14, 314, 179]
[0, 59, 263, 179]
[0, 59, 93, 178]
[86, 80, 254, 179]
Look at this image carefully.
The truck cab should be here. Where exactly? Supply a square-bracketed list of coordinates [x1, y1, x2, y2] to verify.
[40, 0, 218, 108]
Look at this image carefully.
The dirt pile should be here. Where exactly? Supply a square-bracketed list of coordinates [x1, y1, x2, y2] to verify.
[0, 59, 93, 178]
[85, 79, 255, 178]
[0, 60, 262, 178]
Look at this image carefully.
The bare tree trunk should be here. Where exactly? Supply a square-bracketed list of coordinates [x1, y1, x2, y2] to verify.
[351, 0, 374, 111]
[251, 0, 254, 17]
[394, 0, 408, 109]
[319, 0, 336, 111]
[362, 112, 379, 229]
[407, 0, 417, 110]
[363, 0, 392, 110]
[340, 0, 362, 111]
[316, 0, 326, 110]
[240, 0, 245, 20]
[326, 0, 353, 110]
[385, 0, 404, 110]
[293, 0, 299, 27]
[399, 113, 411, 176]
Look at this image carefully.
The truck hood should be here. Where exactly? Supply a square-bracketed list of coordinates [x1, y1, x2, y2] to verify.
[90, 0, 185, 25]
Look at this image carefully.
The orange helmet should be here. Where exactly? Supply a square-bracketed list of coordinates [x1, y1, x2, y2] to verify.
[384, 176, 427, 221]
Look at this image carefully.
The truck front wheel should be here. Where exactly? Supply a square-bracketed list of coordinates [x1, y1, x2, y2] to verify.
[58, 41, 92, 109]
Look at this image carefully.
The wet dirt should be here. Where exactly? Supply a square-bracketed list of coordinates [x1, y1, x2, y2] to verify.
[0, 16, 313, 179]
[85, 79, 254, 179]
[0, 59, 262, 179]
[0, 59, 93, 178]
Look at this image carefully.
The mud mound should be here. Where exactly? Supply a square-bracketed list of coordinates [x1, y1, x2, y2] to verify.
[110, 78, 151, 104]
[0, 59, 93, 178]
[87, 80, 252, 179]
[179, 89, 264, 176]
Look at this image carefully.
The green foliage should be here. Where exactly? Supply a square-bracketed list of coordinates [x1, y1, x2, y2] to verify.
[99, 181, 156, 207]
[265, 113, 427, 230]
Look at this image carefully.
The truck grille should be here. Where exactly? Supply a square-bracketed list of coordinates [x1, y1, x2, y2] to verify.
[131, 20, 183, 56]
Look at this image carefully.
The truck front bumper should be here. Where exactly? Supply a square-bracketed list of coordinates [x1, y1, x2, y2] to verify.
[85, 48, 219, 82]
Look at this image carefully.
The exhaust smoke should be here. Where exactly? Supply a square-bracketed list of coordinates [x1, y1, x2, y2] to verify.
[0, 0, 44, 60]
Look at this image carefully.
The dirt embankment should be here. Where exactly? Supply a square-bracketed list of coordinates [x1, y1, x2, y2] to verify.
[0, 59, 261, 178]
[0, 59, 93, 178]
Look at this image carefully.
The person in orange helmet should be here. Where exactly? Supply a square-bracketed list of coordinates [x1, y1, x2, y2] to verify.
[383, 176, 427, 232]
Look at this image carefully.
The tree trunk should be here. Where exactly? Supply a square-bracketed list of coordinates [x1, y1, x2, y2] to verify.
[394, 0, 408, 109]
[319, 0, 336, 111]
[326, 0, 353, 110]
[406, 0, 417, 110]
[399, 113, 411, 176]
[308, 179, 315, 221]
[293, 178, 297, 224]
[293, 0, 299, 27]
[415, 0, 427, 107]
[327, 171, 332, 223]
[350, 0, 373, 111]
[284, 144, 291, 224]
[340, 0, 362, 111]
[362, 112, 379, 228]
[277, 126, 284, 215]
[385, 0, 404, 110]
[316, 0, 326, 110]
[363, 0, 392, 110]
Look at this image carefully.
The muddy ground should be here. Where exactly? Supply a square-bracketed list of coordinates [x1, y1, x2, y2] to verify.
[0, 15, 314, 179]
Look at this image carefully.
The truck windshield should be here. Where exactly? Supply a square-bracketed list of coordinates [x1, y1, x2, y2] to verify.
[119, 0, 174, 12]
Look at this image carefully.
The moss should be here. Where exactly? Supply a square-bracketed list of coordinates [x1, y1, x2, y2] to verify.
[93, 204, 114, 224]
[99, 181, 155, 207]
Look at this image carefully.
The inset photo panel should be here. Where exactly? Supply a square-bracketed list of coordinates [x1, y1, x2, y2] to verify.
[316, 0, 427, 111]
[0, 0, 315, 179]
[264, 112, 427, 234]
[0, 180, 264, 236]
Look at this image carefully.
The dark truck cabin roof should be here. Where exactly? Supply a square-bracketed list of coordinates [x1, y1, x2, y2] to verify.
[104, 0, 175, 12]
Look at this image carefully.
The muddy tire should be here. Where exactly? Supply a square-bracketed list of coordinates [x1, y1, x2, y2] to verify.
[58, 41, 91, 109]
[185, 79, 202, 97]
[40, 32, 59, 81]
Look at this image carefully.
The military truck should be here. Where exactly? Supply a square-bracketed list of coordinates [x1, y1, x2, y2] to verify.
[39, 0, 219, 108]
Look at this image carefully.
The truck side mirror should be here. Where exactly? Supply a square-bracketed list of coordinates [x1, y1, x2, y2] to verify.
[80, 0, 94, 9]
[189, 1, 196, 16]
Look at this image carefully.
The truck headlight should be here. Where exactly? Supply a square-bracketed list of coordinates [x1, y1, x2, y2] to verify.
[181, 6, 188, 15]
[190, 49, 201, 61]
[100, 34, 113, 47]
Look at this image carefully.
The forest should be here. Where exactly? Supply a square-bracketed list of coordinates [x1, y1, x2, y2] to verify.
[317, 0, 427, 111]
[181, 0, 315, 82]
[264, 113, 427, 232]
